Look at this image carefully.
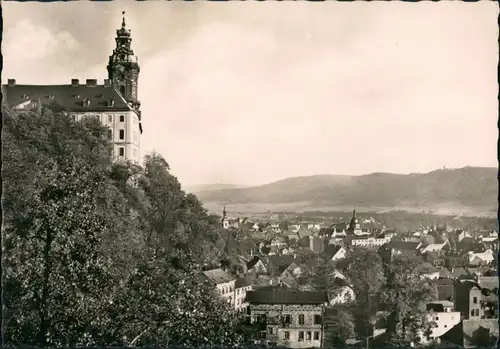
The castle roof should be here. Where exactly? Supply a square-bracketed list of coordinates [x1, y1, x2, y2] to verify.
[2, 82, 135, 113]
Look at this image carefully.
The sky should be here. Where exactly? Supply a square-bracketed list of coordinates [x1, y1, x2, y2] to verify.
[2, 1, 498, 186]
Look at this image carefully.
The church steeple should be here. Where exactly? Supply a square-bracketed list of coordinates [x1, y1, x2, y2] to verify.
[107, 11, 140, 109]
[221, 206, 229, 230]
[348, 206, 361, 234]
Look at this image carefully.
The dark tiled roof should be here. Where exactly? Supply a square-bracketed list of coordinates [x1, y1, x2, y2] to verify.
[235, 277, 251, 288]
[246, 286, 328, 305]
[2, 83, 134, 112]
[385, 241, 420, 250]
[202, 268, 236, 284]
[247, 256, 264, 269]
[427, 303, 445, 312]
[450, 267, 469, 278]
[267, 255, 297, 269]
[320, 228, 335, 236]
[333, 223, 348, 231]
[324, 245, 344, 259]
[435, 279, 455, 301]
[462, 319, 499, 348]
[278, 262, 299, 275]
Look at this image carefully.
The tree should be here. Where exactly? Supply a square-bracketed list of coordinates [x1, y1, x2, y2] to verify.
[381, 254, 438, 347]
[310, 255, 337, 292]
[2, 108, 245, 347]
[3, 108, 135, 346]
[324, 309, 355, 349]
[343, 248, 386, 307]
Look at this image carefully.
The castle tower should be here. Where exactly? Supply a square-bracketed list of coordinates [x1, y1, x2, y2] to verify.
[107, 11, 140, 111]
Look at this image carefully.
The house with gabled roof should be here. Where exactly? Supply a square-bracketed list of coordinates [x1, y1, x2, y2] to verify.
[464, 249, 495, 267]
[328, 278, 356, 305]
[324, 245, 347, 261]
[379, 240, 421, 262]
[247, 256, 268, 274]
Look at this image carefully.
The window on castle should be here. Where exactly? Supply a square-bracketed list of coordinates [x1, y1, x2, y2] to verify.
[314, 315, 322, 325]
[284, 331, 290, 340]
[475, 309, 480, 317]
[119, 129, 125, 140]
[298, 332, 304, 342]
[298, 314, 305, 325]
[282, 314, 291, 324]
[471, 310, 475, 317]
[314, 332, 320, 340]
[306, 332, 311, 341]
[108, 130, 112, 140]
[120, 115, 125, 122]
[473, 297, 478, 304]
[108, 115, 113, 123]
[119, 147, 124, 157]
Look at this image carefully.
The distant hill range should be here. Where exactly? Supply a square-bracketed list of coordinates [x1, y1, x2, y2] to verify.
[194, 167, 498, 216]
[184, 183, 247, 194]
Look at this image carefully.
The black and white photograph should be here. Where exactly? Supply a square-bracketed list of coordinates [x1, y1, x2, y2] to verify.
[1, 1, 498, 348]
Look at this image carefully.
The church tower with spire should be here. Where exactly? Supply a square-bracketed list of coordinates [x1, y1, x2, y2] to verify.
[221, 206, 229, 230]
[348, 207, 362, 235]
[107, 11, 140, 111]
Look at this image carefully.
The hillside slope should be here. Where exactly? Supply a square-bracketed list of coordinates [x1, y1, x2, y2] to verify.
[195, 167, 497, 213]
[184, 183, 247, 193]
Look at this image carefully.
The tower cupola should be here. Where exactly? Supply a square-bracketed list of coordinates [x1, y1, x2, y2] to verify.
[107, 11, 140, 110]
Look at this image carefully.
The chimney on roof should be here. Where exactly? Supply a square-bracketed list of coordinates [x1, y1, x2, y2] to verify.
[104, 79, 112, 87]
[86, 79, 97, 87]
[7, 79, 16, 87]
[71, 79, 79, 87]
[107, 99, 115, 107]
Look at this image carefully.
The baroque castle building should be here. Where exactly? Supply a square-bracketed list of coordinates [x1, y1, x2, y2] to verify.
[2, 12, 142, 163]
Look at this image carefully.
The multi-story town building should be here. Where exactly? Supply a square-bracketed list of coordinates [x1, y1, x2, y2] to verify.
[454, 278, 498, 320]
[346, 235, 391, 248]
[425, 302, 461, 341]
[2, 12, 142, 163]
[234, 277, 253, 312]
[246, 286, 328, 348]
[202, 268, 237, 308]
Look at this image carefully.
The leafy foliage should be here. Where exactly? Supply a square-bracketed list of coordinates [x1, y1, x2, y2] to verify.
[324, 309, 356, 349]
[2, 108, 247, 347]
[380, 254, 438, 347]
[343, 248, 386, 307]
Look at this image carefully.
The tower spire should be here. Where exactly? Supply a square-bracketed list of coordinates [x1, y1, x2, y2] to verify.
[122, 11, 126, 28]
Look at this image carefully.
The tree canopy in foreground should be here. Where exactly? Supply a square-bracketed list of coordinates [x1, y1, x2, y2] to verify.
[2, 108, 251, 347]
